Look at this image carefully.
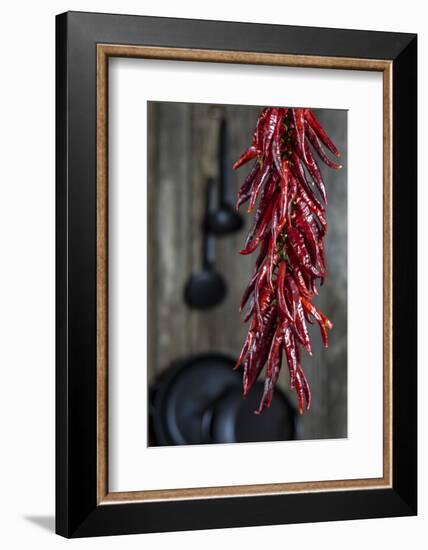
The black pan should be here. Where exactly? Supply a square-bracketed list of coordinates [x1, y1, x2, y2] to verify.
[149, 353, 297, 446]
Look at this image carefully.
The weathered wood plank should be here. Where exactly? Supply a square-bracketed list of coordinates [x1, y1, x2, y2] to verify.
[147, 102, 347, 440]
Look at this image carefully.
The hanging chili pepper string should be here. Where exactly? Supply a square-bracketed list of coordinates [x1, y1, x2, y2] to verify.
[234, 107, 342, 414]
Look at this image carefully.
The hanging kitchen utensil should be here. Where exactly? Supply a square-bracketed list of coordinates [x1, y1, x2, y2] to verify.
[184, 179, 227, 309]
[149, 353, 297, 446]
[206, 117, 243, 236]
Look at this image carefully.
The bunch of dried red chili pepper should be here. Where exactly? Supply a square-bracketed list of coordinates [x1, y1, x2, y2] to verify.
[234, 107, 342, 414]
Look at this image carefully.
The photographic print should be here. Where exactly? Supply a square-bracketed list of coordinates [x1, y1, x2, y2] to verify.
[57, 13, 417, 536]
[147, 102, 347, 446]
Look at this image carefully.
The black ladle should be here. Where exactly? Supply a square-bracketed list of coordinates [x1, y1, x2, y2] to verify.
[206, 117, 243, 236]
[184, 179, 227, 310]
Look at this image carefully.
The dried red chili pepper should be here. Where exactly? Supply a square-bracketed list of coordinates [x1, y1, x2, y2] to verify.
[234, 107, 342, 413]
[236, 163, 259, 210]
[277, 261, 293, 322]
[304, 109, 341, 157]
[233, 145, 257, 170]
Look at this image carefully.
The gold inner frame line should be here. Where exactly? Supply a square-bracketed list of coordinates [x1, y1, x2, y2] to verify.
[96, 44, 393, 505]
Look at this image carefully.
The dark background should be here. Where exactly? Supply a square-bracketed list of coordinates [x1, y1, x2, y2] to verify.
[147, 101, 347, 441]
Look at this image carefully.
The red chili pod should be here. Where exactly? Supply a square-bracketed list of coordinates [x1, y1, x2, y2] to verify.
[298, 366, 312, 411]
[253, 107, 270, 154]
[233, 145, 257, 170]
[256, 325, 283, 414]
[243, 296, 255, 323]
[239, 269, 258, 312]
[301, 295, 333, 347]
[304, 108, 341, 157]
[295, 209, 321, 268]
[243, 306, 277, 395]
[277, 261, 293, 322]
[248, 163, 272, 212]
[282, 322, 298, 389]
[304, 120, 342, 170]
[294, 370, 305, 415]
[272, 108, 285, 178]
[287, 226, 325, 278]
[236, 163, 259, 210]
[285, 275, 312, 355]
[278, 160, 290, 225]
[291, 267, 313, 299]
[254, 266, 272, 328]
[291, 108, 307, 162]
[295, 180, 328, 235]
[302, 141, 327, 204]
[290, 151, 325, 213]
[240, 197, 276, 255]
[235, 315, 257, 369]
[262, 108, 279, 161]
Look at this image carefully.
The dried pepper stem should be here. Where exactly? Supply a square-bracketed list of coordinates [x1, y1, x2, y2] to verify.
[234, 107, 342, 414]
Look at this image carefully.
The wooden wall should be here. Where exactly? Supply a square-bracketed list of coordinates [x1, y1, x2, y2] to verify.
[147, 102, 347, 440]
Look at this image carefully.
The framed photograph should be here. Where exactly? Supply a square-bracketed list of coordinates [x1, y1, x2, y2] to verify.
[56, 11, 417, 538]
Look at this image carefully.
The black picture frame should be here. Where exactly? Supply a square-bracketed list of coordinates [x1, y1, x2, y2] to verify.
[56, 11, 417, 538]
